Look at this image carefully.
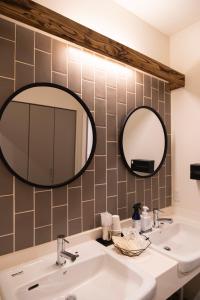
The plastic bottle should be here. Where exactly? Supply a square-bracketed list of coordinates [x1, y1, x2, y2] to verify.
[141, 206, 152, 233]
[132, 203, 141, 233]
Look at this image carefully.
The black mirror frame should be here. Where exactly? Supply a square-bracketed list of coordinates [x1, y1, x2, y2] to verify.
[119, 105, 168, 178]
[0, 82, 97, 188]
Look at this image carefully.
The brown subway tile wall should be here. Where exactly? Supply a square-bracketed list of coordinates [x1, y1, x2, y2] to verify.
[83, 200, 94, 231]
[0, 17, 172, 255]
[16, 26, 34, 65]
[35, 226, 51, 246]
[53, 206, 67, 239]
[0, 160, 13, 195]
[35, 191, 51, 227]
[35, 32, 51, 53]
[68, 218, 82, 235]
[15, 211, 34, 251]
[0, 235, 13, 256]
[82, 171, 94, 201]
[15, 62, 34, 90]
[52, 71, 67, 86]
[0, 38, 14, 78]
[0, 77, 14, 108]
[0, 195, 13, 236]
[95, 184, 106, 214]
[52, 40, 67, 74]
[53, 186, 67, 206]
[35, 50, 51, 82]
[0, 18, 15, 40]
[68, 187, 81, 220]
[107, 196, 118, 215]
[15, 178, 33, 212]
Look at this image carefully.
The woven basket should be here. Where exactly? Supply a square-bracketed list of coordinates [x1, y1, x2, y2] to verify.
[113, 236, 151, 257]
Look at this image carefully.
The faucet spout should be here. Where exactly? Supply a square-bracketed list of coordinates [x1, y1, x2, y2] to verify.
[157, 218, 173, 224]
[153, 209, 173, 228]
[56, 234, 78, 266]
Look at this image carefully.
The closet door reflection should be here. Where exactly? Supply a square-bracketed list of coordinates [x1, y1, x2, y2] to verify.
[0, 83, 96, 188]
[54, 108, 76, 184]
[1, 102, 29, 179]
[2, 103, 78, 186]
[29, 105, 54, 186]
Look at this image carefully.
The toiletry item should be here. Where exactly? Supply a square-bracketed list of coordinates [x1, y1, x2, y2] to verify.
[100, 212, 112, 241]
[141, 206, 152, 233]
[112, 215, 121, 236]
[132, 203, 141, 233]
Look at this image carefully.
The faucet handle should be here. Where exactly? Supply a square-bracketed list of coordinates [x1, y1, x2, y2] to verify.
[57, 234, 69, 244]
[153, 208, 163, 213]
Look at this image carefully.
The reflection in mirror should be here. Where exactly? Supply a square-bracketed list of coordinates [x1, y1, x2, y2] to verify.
[120, 106, 167, 177]
[0, 83, 96, 187]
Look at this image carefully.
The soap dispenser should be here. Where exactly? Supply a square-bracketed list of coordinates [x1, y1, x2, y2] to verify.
[141, 206, 152, 233]
[132, 203, 141, 233]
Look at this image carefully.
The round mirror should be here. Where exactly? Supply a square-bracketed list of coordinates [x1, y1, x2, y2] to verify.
[119, 106, 167, 177]
[0, 83, 96, 188]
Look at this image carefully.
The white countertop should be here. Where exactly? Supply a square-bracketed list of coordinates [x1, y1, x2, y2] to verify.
[1, 206, 200, 300]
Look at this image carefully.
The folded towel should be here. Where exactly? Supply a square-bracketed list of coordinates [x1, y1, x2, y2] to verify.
[112, 236, 146, 251]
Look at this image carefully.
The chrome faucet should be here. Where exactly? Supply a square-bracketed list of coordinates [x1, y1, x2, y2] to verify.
[56, 234, 79, 266]
[153, 209, 173, 228]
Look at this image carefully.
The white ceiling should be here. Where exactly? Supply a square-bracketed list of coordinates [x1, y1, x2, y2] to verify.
[113, 0, 200, 36]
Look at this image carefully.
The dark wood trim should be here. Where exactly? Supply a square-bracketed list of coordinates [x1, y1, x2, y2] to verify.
[0, 0, 185, 90]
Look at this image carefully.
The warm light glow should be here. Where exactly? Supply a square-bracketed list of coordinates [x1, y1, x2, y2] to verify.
[68, 45, 83, 61]
[68, 45, 134, 78]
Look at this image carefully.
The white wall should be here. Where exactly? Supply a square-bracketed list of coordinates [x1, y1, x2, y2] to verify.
[123, 108, 165, 169]
[170, 20, 200, 216]
[35, 0, 169, 65]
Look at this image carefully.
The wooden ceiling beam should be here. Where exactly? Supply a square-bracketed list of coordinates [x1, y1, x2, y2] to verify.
[0, 0, 185, 90]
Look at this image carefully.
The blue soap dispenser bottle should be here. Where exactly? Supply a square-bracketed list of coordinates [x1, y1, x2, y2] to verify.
[132, 203, 141, 233]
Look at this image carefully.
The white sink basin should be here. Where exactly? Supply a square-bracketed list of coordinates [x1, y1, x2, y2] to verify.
[0, 241, 155, 300]
[150, 221, 200, 273]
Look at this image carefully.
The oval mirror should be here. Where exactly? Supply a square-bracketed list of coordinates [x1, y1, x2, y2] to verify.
[119, 106, 167, 177]
[0, 83, 96, 188]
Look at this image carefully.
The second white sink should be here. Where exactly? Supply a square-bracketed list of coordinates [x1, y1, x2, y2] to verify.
[150, 221, 200, 273]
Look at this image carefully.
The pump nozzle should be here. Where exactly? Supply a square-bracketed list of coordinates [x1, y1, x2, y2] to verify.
[133, 202, 141, 210]
[142, 206, 149, 216]
[132, 202, 141, 221]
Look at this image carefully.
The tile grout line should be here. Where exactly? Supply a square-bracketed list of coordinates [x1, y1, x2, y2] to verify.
[0, 233, 14, 238]
[15, 209, 34, 215]
[116, 71, 119, 215]
[33, 187, 36, 245]
[13, 23, 16, 252]
[0, 35, 15, 43]
[105, 58, 108, 214]
[125, 68, 128, 217]
[80, 48, 84, 232]
[0, 193, 14, 198]
[35, 189, 52, 193]
[35, 224, 51, 230]
[0, 75, 14, 80]
[149, 76, 153, 209]
[67, 185, 69, 236]
[15, 60, 34, 67]
[35, 47, 51, 55]
[32, 31, 36, 247]
[68, 185, 82, 190]
[93, 55, 97, 228]
[49, 37, 53, 241]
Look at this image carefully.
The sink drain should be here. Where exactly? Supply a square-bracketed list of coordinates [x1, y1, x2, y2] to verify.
[163, 246, 171, 251]
[66, 295, 77, 300]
